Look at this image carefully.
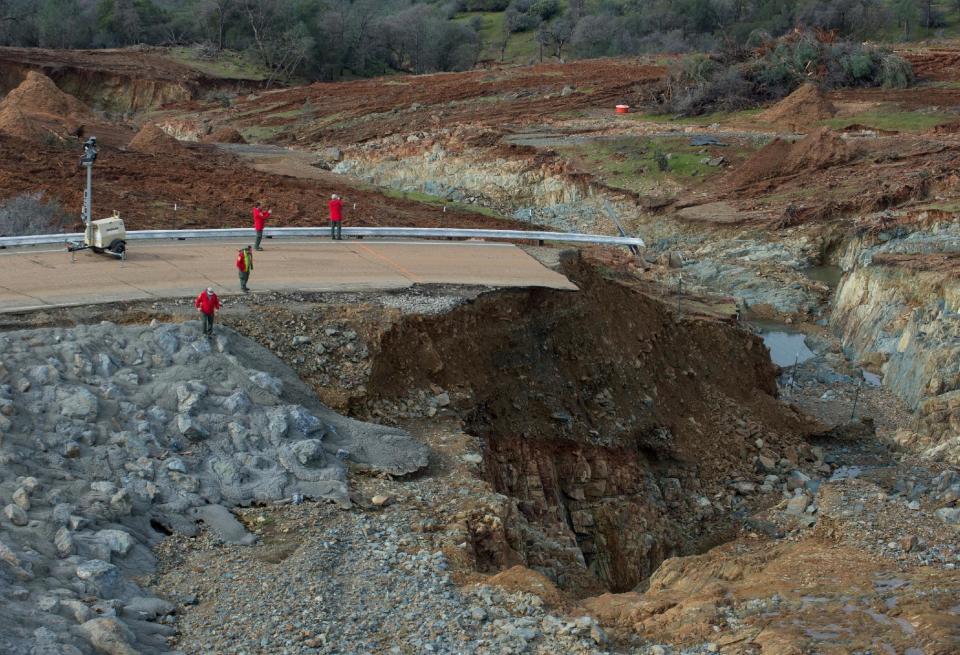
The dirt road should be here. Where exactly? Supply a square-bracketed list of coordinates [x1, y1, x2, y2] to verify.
[0, 239, 576, 312]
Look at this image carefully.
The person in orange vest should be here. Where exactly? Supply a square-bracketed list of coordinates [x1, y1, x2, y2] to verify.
[236, 245, 253, 293]
[329, 194, 343, 240]
[194, 287, 222, 338]
[253, 203, 271, 250]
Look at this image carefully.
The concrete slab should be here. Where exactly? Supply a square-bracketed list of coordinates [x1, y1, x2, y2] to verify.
[0, 239, 577, 312]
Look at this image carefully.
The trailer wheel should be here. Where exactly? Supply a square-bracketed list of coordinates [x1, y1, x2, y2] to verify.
[109, 240, 126, 255]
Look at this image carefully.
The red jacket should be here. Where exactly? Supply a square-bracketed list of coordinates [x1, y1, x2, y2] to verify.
[253, 207, 270, 231]
[195, 290, 221, 315]
[329, 198, 343, 222]
[236, 250, 252, 273]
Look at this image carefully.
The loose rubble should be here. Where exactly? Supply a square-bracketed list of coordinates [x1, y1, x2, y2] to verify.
[0, 321, 426, 654]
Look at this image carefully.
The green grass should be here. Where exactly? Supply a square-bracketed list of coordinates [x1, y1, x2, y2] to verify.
[454, 11, 541, 64]
[269, 107, 315, 120]
[630, 108, 765, 127]
[239, 125, 286, 143]
[556, 136, 753, 195]
[166, 47, 272, 81]
[382, 188, 505, 219]
[915, 200, 960, 213]
[821, 109, 955, 132]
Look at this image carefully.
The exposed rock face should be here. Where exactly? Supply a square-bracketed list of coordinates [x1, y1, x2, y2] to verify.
[333, 130, 620, 233]
[486, 437, 685, 592]
[366, 257, 813, 592]
[832, 222, 960, 462]
[0, 321, 426, 654]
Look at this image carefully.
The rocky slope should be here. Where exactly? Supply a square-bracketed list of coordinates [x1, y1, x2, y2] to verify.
[832, 220, 960, 463]
[0, 321, 425, 655]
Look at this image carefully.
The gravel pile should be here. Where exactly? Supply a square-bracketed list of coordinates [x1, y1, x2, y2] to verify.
[154, 495, 611, 655]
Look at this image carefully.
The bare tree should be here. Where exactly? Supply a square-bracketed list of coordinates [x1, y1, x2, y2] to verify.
[536, 23, 549, 62]
[539, 17, 574, 60]
[569, 0, 585, 20]
[242, 0, 312, 87]
[204, 0, 235, 51]
[496, 15, 510, 62]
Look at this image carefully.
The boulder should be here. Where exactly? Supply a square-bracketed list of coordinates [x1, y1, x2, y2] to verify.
[76, 559, 121, 597]
[79, 618, 138, 655]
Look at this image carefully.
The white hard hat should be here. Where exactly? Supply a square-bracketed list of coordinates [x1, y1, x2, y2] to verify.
[331, 194, 339, 199]
[206, 287, 214, 294]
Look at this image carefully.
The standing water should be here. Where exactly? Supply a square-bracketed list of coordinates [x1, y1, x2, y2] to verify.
[803, 264, 844, 289]
[761, 330, 815, 368]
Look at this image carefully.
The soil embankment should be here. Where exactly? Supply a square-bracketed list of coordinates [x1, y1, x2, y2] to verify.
[0, 46, 262, 113]
[364, 255, 813, 592]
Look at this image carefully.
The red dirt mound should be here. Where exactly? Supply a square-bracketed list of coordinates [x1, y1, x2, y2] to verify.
[482, 566, 567, 607]
[931, 120, 960, 135]
[0, 70, 94, 140]
[728, 127, 856, 188]
[128, 123, 188, 154]
[761, 83, 837, 129]
[202, 126, 246, 144]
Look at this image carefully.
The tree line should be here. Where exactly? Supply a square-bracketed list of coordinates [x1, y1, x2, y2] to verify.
[0, 0, 949, 83]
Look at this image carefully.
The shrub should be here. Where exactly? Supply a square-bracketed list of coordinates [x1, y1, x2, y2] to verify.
[655, 31, 914, 116]
[529, 0, 560, 20]
[879, 53, 914, 88]
[842, 52, 876, 82]
[653, 148, 669, 172]
[0, 193, 72, 236]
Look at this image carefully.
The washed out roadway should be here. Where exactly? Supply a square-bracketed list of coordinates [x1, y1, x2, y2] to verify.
[0, 239, 577, 313]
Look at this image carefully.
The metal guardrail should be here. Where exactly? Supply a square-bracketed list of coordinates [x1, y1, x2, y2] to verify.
[0, 227, 644, 249]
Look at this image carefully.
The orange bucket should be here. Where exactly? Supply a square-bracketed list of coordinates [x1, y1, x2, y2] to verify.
[615, 104, 630, 114]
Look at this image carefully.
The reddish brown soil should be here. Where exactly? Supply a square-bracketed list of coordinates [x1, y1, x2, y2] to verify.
[898, 44, 960, 82]
[212, 59, 665, 145]
[932, 120, 960, 135]
[0, 46, 269, 114]
[365, 258, 813, 592]
[0, 70, 91, 140]
[761, 83, 836, 129]
[702, 130, 960, 227]
[0, 70, 134, 146]
[872, 252, 960, 274]
[583, 535, 960, 653]
[727, 127, 857, 189]
[202, 126, 246, 144]
[0, 133, 536, 231]
[0, 47, 211, 83]
[828, 85, 960, 111]
[480, 566, 567, 608]
[127, 123, 190, 154]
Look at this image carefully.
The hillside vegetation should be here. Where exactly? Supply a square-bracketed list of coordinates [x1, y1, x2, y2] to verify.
[0, 1, 952, 84]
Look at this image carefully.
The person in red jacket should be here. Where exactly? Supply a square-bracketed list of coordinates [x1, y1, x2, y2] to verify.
[253, 203, 271, 250]
[236, 245, 253, 293]
[194, 287, 222, 338]
[328, 194, 343, 240]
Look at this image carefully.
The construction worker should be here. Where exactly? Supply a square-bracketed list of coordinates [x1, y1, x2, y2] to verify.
[253, 203, 271, 250]
[194, 287, 222, 338]
[236, 245, 253, 293]
[329, 193, 343, 240]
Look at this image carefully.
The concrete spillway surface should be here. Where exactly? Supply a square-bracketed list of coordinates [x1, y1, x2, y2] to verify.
[761, 329, 815, 368]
